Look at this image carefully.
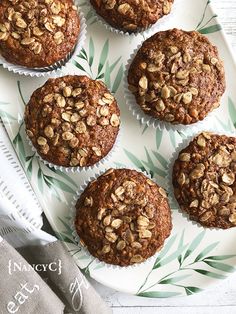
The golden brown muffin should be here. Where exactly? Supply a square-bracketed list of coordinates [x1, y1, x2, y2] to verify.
[90, 0, 174, 33]
[0, 0, 80, 68]
[75, 168, 172, 266]
[25, 76, 120, 168]
[173, 132, 236, 229]
[128, 29, 226, 125]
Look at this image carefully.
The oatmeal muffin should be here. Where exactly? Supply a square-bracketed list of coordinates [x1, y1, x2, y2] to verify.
[128, 29, 226, 125]
[0, 0, 80, 68]
[25, 75, 120, 168]
[75, 168, 172, 266]
[90, 0, 174, 33]
[172, 132, 236, 229]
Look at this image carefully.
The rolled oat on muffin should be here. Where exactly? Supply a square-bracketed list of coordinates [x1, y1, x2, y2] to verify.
[0, 0, 80, 68]
[24, 75, 120, 168]
[127, 29, 225, 125]
[75, 168, 172, 266]
[90, 0, 174, 33]
[172, 132, 236, 229]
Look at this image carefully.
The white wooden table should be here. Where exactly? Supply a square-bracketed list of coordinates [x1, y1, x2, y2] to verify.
[91, 1, 236, 313]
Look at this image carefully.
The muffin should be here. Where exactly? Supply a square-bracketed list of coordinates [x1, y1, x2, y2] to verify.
[172, 132, 236, 229]
[128, 29, 226, 125]
[75, 168, 172, 266]
[0, 0, 80, 68]
[90, 0, 174, 33]
[25, 75, 120, 168]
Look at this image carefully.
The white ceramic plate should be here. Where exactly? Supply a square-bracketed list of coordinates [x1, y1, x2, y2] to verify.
[1, 0, 236, 298]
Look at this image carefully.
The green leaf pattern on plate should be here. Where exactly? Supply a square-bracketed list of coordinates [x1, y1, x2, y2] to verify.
[136, 230, 236, 297]
[196, 0, 221, 34]
[73, 37, 124, 92]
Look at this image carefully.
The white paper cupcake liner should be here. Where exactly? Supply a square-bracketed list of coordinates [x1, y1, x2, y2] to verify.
[70, 166, 173, 270]
[0, 8, 87, 77]
[166, 128, 236, 230]
[124, 43, 218, 133]
[26, 123, 121, 173]
[88, 0, 180, 37]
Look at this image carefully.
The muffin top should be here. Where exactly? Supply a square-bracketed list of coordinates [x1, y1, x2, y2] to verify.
[128, 29, 225, 125]
[75, 168, 172, 266]
[25, 75, 120, 168]
[173, 132, 236, 229]
[90, 0, 174, 33]
[0, 0, 80, 68]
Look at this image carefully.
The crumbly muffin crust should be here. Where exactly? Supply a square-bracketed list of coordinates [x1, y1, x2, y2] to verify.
[90, 0, 174, 33]
[128, 29, 226, 125]
[75, 168, 172, 266]
[0, 0, 80, 68]
[173, 132, 236, 229]
[25, 75, 120, 168]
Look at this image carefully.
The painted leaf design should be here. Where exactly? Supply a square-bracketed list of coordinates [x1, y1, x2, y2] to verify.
[93, 264, 104, 271]
[194, 269, 226, 279]
[73, 60, 87, 73]
[78, 47, 88, 61]
[45, 176, 75, 194]
[182, 230, 205, 262]
[112, 63, 123, 93]
[37, 168, 43, 193]
[156, 129, 163, 149]
[177, 230, 185, 265]
[13, 132, 26, 162]
[153, 234, 177, 269]
[204, 255, 236, 261]
[58, 216, 73, 236]
[142, 148, 166, 178]
[47, 166, 78, 188]
[142, 124, 148, 134]
[44, 177, 61, 201]
[89, 37, 95, 67]
[98, 39, 109, 75]
[109, 56, 122, 74]
[137, 291, 181, 298]
[195, 0, 210, 29]
[0, 110, 16, 121]
[204, 260, 235, 273]
[152, 151, 168, 169]
[194, 241, 219, 262]
[27, 158, 33, 179]
[198, 24, 222, 34]
[54, 231, 75, 244]
[159, 274, 191, 285]
[169, 129, 176, 148]
[185, 286, 202, 295]
[154, 243, 188, 269]
[228, 97, 236, 128]
[124, 148, 143, 168]
[104, 61, 111, 90]
[89, 18, 97, 26]
[86, 8, 94, 22]
[17, 80, 26, 105]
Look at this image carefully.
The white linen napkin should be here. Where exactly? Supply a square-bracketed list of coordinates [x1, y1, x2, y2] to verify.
[0, 123, 43, 229]
[0, 191, 56, 247]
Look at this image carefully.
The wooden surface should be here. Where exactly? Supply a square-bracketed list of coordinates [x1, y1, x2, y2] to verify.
[91, 1, 236, 313]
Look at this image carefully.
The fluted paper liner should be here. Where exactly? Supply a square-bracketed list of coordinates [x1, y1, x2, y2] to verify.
[70, 166, 173, 270]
